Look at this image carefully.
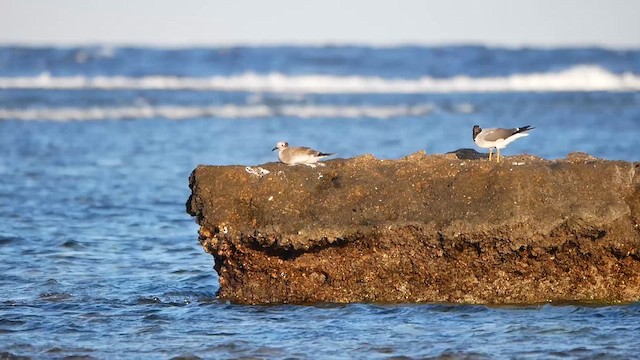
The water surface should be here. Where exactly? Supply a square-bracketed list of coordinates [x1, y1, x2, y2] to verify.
[1, 45, 639, 359]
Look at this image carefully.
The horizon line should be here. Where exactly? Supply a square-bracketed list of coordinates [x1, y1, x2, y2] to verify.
[0, 40, 638, 51]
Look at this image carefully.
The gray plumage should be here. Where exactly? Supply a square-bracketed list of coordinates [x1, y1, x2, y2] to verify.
[473, 125, 534, 162]
[272, 141, 335, 167]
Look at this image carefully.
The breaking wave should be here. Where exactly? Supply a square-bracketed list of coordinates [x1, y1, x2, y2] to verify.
[0, 65, 638, 93]
[0, 104, 437, 121]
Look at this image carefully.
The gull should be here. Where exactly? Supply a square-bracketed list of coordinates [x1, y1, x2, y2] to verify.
[272, 141, 335, 167]
[473, 125, 534, 162]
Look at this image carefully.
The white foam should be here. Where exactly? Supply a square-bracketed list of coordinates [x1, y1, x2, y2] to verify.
[0, 104, 434, 121]
[279, 104, 433, 118]
[0, 65, 638, 93]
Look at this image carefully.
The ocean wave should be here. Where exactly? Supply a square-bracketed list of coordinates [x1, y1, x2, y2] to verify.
[0, 65, 638, 93]
[0, 104, 436, 121]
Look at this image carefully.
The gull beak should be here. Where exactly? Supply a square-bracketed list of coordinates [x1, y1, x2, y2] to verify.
[271, 147, 278, 151]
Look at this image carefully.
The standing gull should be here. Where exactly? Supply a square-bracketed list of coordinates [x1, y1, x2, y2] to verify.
[473, 125, 534, 162]
[272, 141, 335, 167]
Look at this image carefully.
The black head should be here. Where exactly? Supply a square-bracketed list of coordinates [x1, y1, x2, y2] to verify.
[472, 125, 482, 140]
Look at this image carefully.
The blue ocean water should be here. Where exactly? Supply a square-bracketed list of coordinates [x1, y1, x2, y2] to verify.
[1, 45, 640, 359]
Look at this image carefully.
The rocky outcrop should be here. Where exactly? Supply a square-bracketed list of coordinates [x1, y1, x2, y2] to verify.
[186, 152, 640, 305]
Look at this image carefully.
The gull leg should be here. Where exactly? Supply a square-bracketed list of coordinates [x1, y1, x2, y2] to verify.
[488, 148, 493, 161]
[497, 148, 501, 163]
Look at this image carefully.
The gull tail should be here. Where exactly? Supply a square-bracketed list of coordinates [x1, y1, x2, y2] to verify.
[514, 125, 535, 135]
[318, 152, 335, 157]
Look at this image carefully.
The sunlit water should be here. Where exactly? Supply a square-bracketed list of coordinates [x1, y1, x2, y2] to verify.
[1, 46, 640, 359]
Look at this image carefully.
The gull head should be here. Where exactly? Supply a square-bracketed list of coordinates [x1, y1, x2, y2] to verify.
[272, 141, 289, 152]
[472, 125, 482, 140]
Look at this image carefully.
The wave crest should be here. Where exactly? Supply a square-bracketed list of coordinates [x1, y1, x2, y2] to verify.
[0, 104, 437, 121]
[0, 65, 638, 93]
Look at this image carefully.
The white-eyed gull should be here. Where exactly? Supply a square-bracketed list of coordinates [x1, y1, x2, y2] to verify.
[272, 141, 335, 167]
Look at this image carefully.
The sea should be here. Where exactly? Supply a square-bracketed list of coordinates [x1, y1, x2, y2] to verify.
[0, 45, 639, 359]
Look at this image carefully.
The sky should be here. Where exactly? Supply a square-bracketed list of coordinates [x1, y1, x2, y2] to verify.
[1, 0, 639, 48]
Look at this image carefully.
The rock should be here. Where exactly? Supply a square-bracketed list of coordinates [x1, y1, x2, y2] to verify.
[186, 152, 640, 305]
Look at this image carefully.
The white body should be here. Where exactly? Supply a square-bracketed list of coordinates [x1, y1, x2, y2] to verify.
[474, 130, 529, 149]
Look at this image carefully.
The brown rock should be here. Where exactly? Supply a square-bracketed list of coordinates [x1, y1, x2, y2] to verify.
[186, 152, 640, 305]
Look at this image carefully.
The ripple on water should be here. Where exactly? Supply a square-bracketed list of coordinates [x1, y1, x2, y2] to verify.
[135, 296, 163, 305]
[0, 319, 26, 329]
[132, 288, 216, 307]
[38, 292, 73, 302]
[143, 313, 171, 322]
[431, 351, 492, 360]
[0, 352, 31, 360]
[136, 324, 164, 335]
[430, 303, 491, 313]
[45, 347, 95, 355]
[41, 278, 60, 286]
[169, 356, 202, 360]
[61, 240, 86, 249]
[0, 236, 20, 246]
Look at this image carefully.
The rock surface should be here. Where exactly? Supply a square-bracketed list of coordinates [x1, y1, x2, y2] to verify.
[186, 152, 640, 305]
